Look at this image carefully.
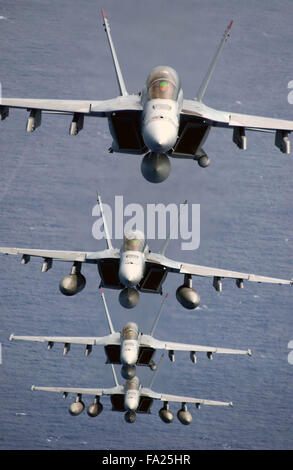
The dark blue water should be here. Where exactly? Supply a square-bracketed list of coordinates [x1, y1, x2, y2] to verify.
[0, 0, 292, 450]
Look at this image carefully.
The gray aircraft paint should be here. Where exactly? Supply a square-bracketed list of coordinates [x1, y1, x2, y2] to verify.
[0, 0, 292, 450]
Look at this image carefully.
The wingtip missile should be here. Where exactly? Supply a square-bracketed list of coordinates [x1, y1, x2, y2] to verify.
[101, 8, 107, 20]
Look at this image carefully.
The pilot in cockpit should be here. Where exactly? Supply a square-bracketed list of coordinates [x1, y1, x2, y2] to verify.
[146, 66, 180, 101]
[123, 230, 146, 252]
[122, 322, 139, 341]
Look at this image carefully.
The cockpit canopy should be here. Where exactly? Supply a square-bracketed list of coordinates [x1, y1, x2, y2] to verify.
[122, 322, 138, 340]
[146, 66, 180, 101]
[123, 230, 145, 252]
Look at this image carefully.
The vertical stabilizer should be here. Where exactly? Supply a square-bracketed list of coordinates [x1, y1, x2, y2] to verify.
[101, 9, 128, 96]
[99, 288, 115, 334]
[111, 364, 119, 387]
[196, 20, 233, 102]
[96, 191, 113, 250]
[148, 353, 164, 389]
[159, 200, 188, 255]
[149, 294, 168, 336]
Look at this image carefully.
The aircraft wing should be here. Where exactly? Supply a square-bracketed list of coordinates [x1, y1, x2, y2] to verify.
[0, 246, 120, 266]
[0, 95, 142, 135]
[10, 332, 121, 347]
[180, 99, 293, 154]
[139, 334, 251, 356]
[145, 252, 292, 287]
[0, 95, 142, 117]
[140, 387, 233, 407]
[179, 262, 292, 285]
[31, 384, 124, 396]
[182, 99, 293, 131]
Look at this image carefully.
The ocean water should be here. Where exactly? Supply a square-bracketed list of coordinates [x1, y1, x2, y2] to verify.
[0, 0, 292, 450]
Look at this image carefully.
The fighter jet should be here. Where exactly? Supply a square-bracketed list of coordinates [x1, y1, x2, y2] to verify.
[0, 11, 292, 182]
[30, 362, 233, 424]
[0, 192, 292, 310]
[9, 290, 252, 380]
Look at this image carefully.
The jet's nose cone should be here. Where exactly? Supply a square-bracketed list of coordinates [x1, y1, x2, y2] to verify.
[143, 120, 177, 153]
[125, 396, 139, 411]
[125, 391, 139, 411]
[126, 400, 137, 411]
[119, 264, 143, 287]
[123, 350, 138, 366]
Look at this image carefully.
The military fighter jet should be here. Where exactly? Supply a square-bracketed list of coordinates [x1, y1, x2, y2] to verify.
[0, 192, 292, 310]
[10, 290, 251, 380]
[31, 362, 233, 424]
[0, 11, 292, 182]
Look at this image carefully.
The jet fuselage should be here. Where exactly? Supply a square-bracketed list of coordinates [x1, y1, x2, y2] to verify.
[120, 322, 140, 366]
[124, 376, 140, 411]
[118, 251, 145, 287]
[118, 230, 148, 288]
[141, 66, 183, 154]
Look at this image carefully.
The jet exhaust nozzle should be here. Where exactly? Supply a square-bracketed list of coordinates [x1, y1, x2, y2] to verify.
[124, 410, 137, 423]
[59, 273, 86, 296]
[141, 152, 171, 183]
[119, 287, 139, 309]
[176, 285, 200, 310]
